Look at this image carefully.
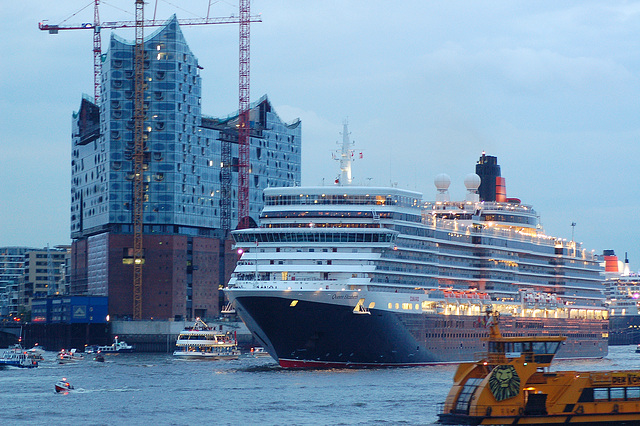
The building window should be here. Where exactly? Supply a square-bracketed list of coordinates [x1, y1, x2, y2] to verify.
[122, 247, 145, 265]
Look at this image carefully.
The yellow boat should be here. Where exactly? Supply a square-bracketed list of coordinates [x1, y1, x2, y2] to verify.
[438, 309, 640, 425]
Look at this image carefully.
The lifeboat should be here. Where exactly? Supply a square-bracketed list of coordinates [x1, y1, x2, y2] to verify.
[438, 308, 640, 425]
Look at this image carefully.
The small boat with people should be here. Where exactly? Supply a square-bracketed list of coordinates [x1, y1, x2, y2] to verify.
[57, 348, 84, 364]
[26, 344, 46, 361]
[173, 318, 241, 360]
[438, 308, 640, 425]
[250, 347, 271, 358]
[85, 336, 134, 354]
[55, 378, 74, 393]
[0, 349, 39, 368]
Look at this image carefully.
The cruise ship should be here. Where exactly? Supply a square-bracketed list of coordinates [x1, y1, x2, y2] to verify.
[224, 124, 608, 367]
[603, 250, 640, 345]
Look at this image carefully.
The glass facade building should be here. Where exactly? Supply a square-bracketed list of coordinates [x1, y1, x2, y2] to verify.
[72, 16, 301, 238]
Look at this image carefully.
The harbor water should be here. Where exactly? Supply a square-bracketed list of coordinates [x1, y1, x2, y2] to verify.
[3, 345, 640, 425]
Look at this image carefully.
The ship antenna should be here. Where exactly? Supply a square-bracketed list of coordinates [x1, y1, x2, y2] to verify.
[334, 119, 356, 185]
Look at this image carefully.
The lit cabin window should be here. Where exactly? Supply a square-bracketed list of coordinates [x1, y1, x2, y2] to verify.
[388, 303, 392, 309]
[289, 300, 298, 307]
[395, 303, 399, 309]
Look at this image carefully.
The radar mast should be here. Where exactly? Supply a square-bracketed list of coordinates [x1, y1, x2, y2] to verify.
[335, 120, 356, 185]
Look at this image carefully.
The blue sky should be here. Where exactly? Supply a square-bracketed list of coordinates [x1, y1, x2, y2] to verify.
[2, 1, 640, 270]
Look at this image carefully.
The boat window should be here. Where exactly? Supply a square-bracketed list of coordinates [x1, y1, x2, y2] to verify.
[454, 378, 483, 414]
[504, 342, 524, 353]
[488, 342, 504, 354]
[546, 342, 561, 354]
[593, 388, 609, 401]
[610, 388, 625, 400]
[532, 342, 547, 354]
[627, 387, 640, 399]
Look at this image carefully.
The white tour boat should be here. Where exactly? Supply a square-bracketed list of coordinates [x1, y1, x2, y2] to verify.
[0, 349, 39, 368]
[173, 318, 241, 360]
[85, 336, 134, 354]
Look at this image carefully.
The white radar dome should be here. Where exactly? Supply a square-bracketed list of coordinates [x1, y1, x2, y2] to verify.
[434, 173, 451, 191]
[464, 173, 481, 191]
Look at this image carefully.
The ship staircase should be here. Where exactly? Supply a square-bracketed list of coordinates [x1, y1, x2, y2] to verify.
[353, 298, 371, 315]
[221, 302, 236, 314]
[372, 209, 381, 226]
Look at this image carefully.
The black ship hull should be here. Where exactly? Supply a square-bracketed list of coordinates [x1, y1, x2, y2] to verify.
[232, 294, 608, 368]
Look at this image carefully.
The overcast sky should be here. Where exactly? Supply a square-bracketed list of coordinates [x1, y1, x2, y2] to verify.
[2, 1, 639, 270]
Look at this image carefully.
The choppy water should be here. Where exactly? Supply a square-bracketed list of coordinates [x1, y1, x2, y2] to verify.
[3, 345, 640, 425]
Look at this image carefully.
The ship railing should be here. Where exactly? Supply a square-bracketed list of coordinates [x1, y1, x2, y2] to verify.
[472, 352, 508, 364]
[425, 217, 595, 261]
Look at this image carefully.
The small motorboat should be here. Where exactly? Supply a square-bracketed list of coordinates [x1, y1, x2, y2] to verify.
[250, 347, 271, 358]
[54, 378, 74, 393]
[636, 344, 640, 353]
[26, 344, 46, 361]
[57, 348, 84, 364]
[94, 352, 105, 362]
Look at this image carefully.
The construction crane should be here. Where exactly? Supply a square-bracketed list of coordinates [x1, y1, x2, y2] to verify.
[237, 0, 251, 230]
[39, 0, 262, 106]
[132, 0, 144, 320]
[221, 0, 251, 233]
